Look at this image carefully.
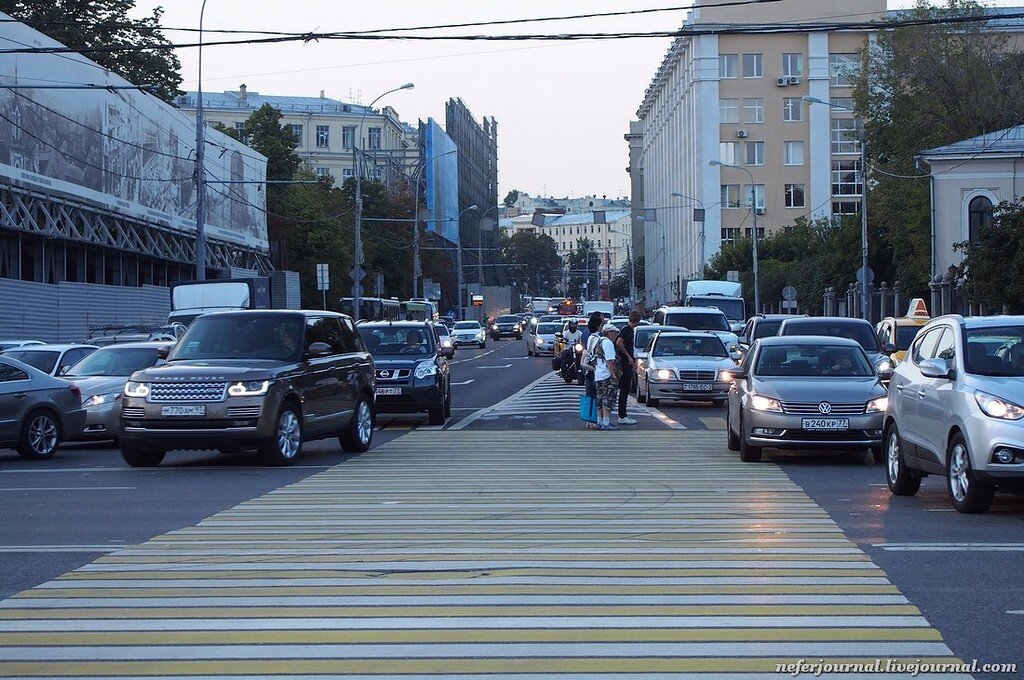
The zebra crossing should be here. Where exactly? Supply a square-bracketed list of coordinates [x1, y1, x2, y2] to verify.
[0, 430, 968, 678]
[467, 370, 652, 420]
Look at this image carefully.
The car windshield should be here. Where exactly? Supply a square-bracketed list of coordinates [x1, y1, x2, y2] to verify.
[665, 312, 729, 331]
[497, 316, 518, 323]
[171, 314, 304, 362]
[2, 349, 59, 373]
[635, 327, 687, 352]
[537, 323, 562, 335]
[66, 347, 162, 377]
[752, 320, 783, 340]
[454, 322, 480, 330]
[896, 325, 923, 351]
[690, 297, 745, 321]
[782, 321, 880, 352]
[434, 325, 449, 335]
[653, 336, 728, 358]
[755, 344, 874, 377]
[359, 327, 433, 356]
[964, 327, 1024, 377]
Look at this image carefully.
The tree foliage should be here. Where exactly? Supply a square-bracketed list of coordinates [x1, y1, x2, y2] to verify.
[567, 238, 602, 299]
[609, 255, 644, 300]
[0, 0, 183, 103]
[498, 230, 562, 297]
[854, 0, 1024, 295]
[503, 189, 520, 208]
[955, 200, 1024, 313]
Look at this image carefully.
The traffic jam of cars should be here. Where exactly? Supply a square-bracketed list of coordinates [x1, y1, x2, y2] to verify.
[2, 289, 1022, 514]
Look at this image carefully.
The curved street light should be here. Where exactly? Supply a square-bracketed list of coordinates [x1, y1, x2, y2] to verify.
[671, 192, 707, 280]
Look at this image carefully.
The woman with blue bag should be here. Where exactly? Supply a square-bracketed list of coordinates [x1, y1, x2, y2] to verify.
[578, 312, 604, 429]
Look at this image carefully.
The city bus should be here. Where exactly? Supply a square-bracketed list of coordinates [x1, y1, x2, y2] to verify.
[400, 299, 438, 322]
[337, 297, 401, 322]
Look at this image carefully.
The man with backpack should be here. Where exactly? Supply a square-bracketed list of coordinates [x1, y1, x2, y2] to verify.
[592, 321, 621, 430]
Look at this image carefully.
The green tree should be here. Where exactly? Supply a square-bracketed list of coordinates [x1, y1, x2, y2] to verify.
[567, 238, 601, 299]
[0, 0, 183, 103]
[854, 0, 1024, 295]
[498, 230, 562, 296]
[503, 189, 520, 208]
[609, 255, 644, 300]
[955, 200, 1024, 313]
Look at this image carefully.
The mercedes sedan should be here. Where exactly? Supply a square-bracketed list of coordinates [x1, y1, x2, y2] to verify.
[727, 336, 888, 463]
[637, 332, 735, 407]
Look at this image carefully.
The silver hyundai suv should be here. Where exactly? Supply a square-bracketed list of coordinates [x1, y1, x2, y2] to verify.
[884, 315, 1024, 513]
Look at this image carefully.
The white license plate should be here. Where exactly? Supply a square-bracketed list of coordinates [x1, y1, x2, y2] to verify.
[161, 405, 205, 417]
[682, 383, 714, 391]
[801, 418, 849, 431]
[375, 387, 402, 396]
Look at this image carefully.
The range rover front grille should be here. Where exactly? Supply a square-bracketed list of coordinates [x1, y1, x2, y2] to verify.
[148, 382, 226, 403]
[122, 406, 146, 418]
[226, 406, 262, 418]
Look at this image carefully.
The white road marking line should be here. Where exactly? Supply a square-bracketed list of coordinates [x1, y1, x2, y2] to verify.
[0, 466, 333, 474]
[476, 364, 513, 369]
[0, 545, 124, 553]
[874, 542, 1024, 551]
[449, 371, 554, 430]
[646, 406, 688, 430]
[0, 486, 137, 491]
[450, 379, 475, 386]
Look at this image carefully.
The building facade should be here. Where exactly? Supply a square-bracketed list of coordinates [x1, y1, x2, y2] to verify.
[919, 125, 1024, 278]
[630, 0, 885, 307]
[506, 193, 630, 218]
[177, 86, 418, 184]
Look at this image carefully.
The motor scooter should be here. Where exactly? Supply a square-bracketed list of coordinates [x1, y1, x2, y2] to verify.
[560, 341, 586, 385]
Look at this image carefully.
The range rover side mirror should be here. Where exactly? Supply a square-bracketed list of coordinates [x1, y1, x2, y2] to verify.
[919, 358, 955, 380]
[156, 346, 170, 360]
[307, 342, 332, 358]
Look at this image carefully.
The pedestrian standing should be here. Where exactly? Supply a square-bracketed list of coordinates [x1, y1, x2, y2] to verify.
[593, 321, 620, 430]
[615, 310, 641, 425]
[581, 312, 603, 430]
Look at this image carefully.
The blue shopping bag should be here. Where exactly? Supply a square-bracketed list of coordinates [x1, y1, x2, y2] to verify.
[578, 395, 598, 423]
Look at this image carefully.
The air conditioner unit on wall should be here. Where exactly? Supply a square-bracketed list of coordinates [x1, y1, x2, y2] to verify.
[736, 130, 748, 138]
[788, 76, 801, 85]
[755, 208, 767, 215]
[776, 77, 788, 86]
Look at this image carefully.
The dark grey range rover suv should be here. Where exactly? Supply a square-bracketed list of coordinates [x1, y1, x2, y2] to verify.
[119, 310, 375, 467]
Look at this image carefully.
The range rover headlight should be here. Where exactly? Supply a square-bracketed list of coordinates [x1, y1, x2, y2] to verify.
[124, 381, 150, 398]
[415, 362, 438, 379]
[227, 380, 270, 397]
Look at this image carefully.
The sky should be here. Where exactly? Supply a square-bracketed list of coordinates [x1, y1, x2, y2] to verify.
[133, 1, 1021, 201]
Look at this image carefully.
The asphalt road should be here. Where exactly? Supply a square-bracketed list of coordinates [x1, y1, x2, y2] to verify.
[1, 338, 1021, 677]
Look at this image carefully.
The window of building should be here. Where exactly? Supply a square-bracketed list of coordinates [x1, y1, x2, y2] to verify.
[341, 126, 355, 149]
[719, 141, 737, 165]
[721, 184, 741, 209]
[316, 125, 330, 148]
[831, 117, 862, 154]
[719, 54, 738, 78]
[832, 200, 860, 216]
[829, 53, 860, 87]
[287, 124, 303, 145]
[719, 98, 740, 124]
[782, 53, 804, 77]
[315, 167, 331, 177]
[742, 184, 766, 209]
[783, 98, 803, 122]
[743, 98, 764, 124]
[371, 168, 382, 180]
[742, 53, 763, 78]
[785, 183, 806, 208]
[234, 121, 246, 134]
[968, 195, 994, 241]
[368, 127, 382, 150]
[831, 159, 863, 196]
[342, 168, 354, 178]
[12, 108, 21, 141]
[783, 141, 804, 166]
[744, 141, 764, 166]
[744, 227, 766, 239]
[721, 227, 739, 243]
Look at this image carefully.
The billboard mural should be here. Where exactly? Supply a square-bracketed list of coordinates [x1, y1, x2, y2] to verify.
[423, 118, 459, 244]
[0, 13, 268, 250]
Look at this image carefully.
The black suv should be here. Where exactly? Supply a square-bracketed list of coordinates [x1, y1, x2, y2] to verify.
[737, 314, 807, 357]
[490, 314, 523, 340]
[119, 310, 375, 467]
[358, 322, 453, 425]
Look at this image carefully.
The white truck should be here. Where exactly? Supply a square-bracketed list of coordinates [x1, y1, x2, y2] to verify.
[683, 280, 746, 333]
[168, 273, 300, 326]
[582, 300, 615, 320]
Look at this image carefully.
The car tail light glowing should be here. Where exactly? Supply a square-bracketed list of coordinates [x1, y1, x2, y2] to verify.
[68, 384, 82, 398]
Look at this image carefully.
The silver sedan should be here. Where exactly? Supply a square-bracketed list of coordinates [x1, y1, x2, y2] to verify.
[726, 336, 889, 463]
[0, 356, 86, 460]
[637, 332, 735, 407]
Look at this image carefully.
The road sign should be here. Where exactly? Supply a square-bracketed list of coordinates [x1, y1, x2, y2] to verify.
[374, 273, 384, 296]
[782, 300, 798, 310]
[726, 270, 739, 282]
[856, 266, 874, 286]
[782, 285, 798, 301]
[349, 265, 365, 284]
[315, 263, 329, 291]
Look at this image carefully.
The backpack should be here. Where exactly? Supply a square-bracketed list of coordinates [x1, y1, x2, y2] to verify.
[580, 334, 599, 373]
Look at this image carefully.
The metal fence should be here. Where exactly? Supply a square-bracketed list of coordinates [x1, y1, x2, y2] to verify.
[0, 279, 170, 343]
[821, 273, 998, 322]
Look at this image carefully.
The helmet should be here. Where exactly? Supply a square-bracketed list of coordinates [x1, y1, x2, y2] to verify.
[568, 320, 578, 331]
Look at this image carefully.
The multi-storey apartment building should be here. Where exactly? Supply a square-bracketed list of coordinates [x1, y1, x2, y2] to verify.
[630, 0, 885, 307]
[177, 86, 418, 183]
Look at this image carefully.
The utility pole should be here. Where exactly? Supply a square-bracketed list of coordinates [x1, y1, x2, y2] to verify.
[194, 0, 209, 281]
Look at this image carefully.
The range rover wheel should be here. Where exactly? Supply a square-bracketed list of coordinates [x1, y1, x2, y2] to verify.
[258, 405, 302, 466]
[341, 397, 374, 453]
[947, 433, 994, 513]
[16, 410, 61, 460]
[885, 423, 920, 496]
[121, 445, 165, 467]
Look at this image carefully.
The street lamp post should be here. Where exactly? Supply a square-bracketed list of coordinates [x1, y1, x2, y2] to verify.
[477, 205, 500, 288]
[411, 148, 457, 298]
[455, 204, 479, 319]
[607, 226, 636, 309]
[353, 83, 414, 320]
[709, 160, 759, 313]
[804, 95, 869, 320]
[194, 0, 210, 281]
[635, 214, 667, 305]
[670, 192, 707, 279]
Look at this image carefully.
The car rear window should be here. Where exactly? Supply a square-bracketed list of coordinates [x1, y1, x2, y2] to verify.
[2, 350, 59, 374]
[756, 344, 874, 377]
[359, 327, 434, 356]
[653, 336, 728, 358]
[781, 321, 880, 352]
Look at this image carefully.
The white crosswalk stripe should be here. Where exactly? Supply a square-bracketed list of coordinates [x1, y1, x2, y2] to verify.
[481, 371, 650, 417]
